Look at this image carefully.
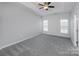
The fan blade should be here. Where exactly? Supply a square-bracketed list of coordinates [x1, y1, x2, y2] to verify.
[44, 2, 51, 5]
[44, 2, 47, 5]
[45, 8, 48, 10]
[48, 2, 51, 5]
[38, 3, 44, 6]
[39, 7, 44, 9]
[48, 6, 54, 8]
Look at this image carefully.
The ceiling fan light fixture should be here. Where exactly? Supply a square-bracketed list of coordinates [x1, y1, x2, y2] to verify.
[43, 6, 48, 10]
[38, 2, 54, 10]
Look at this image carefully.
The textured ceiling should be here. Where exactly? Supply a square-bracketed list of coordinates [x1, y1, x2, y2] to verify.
[20, 2, 75, 16]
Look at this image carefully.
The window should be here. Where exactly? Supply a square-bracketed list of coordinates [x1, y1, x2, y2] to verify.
[60, 19, 68, 34]
[43, 20, 48, 31]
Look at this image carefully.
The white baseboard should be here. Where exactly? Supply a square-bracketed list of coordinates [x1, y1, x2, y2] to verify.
[0, 32, 41, 50]
[43, 33, 70, 39]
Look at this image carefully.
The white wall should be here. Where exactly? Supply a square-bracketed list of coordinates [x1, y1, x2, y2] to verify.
[42, 13, 70, 38]
[0, 2, 41, 48]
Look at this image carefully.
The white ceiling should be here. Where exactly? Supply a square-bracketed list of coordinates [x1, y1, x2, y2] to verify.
[20, 2, 75, 16]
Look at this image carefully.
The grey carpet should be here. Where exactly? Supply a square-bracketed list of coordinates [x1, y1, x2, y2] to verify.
[0, 34, 79, 56]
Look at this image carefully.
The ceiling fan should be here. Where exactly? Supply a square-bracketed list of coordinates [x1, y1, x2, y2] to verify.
[38, 2, 55, 10]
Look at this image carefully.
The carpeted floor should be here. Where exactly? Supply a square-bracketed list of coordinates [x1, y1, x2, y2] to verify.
[0, 34, 79, 56]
